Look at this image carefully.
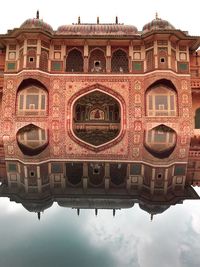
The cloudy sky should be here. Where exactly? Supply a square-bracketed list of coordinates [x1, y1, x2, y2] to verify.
[0, 188, 200, 267]
[1, 0, 200, 266]
[1, 0, 200, 36]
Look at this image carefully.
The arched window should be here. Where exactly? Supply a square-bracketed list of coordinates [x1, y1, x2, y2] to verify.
[66, 49, 83, 72]
[146, 84, 176, 116]
[66, 163, 83, 185]
[110, 163, 127, 186]
[111, 49, 129, 73]
[17, 86, 47, 116]
[89, 49, 106, 72]
[195, 108, 200, 129]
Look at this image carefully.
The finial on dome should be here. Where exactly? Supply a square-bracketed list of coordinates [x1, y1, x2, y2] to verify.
[77, 208, 80, 216]
[95, 209, 98, 216]
[78, 16, 81, 24]
[97, 16, 99, 24]
[115, 16, 118, 24]
[150, 214, 154, 221]
[155, 12, 158, 20]
[113, 209, 116, 217]
[36, 10, 39, 19]
[37, 212, 41, 220]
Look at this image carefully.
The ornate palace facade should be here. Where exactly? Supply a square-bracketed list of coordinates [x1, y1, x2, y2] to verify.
[0, 13, 200, 217]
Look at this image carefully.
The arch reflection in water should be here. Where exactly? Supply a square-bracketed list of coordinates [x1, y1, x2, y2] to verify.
[145, 124, 177, 158]
[0, 156, 199, 220]
[17, 124, 48, 156]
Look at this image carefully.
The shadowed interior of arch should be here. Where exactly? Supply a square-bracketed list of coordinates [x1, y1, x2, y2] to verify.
[73, 90, 121, 146]
[144, 124, 177, 158]
[17, 124, 48, 156]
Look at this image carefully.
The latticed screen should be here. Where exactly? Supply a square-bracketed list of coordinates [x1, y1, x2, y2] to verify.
[154, 131, 167, 142]
[155, 95, 168, 109]
[17, 87, 47, 115]
[40, 50, 48, 72]
[147, 128, 175, 144]
[148, 94, 175, 116]
[146, 49, 154, 71]
[27, 129, 40, 140]
[111, 49, 129, 72]
[66, 49, 83, 72]
[26, 95, 39, 109]
[147, 85, 176, 117]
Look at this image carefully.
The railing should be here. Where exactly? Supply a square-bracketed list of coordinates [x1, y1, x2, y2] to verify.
[17, 110, 47, 116]
[193, 129, 200, 136]
[191, 79, 200, 88]
[148, 110, 176, 116]
[189, 151, 200, 157]
[74, 122, 120, 131]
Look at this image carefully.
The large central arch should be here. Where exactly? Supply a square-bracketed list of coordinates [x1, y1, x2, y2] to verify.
[68, 84, 126, 151]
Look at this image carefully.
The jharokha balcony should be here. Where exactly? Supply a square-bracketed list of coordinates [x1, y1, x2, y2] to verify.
[73, 121, 120, 146]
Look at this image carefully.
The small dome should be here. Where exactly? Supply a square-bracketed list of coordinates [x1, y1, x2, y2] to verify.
[139, 203, 170, 215]
[22, 200, 53, 212]
[57, 24, 138, 35]
[143, 16, 175, 33]
[20, 18, 53, 34]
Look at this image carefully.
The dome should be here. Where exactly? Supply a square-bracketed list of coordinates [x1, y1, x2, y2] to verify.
[22, 200, 53, 212]
[143, 15, 175, 33]
[139, 203, 170, 215]
[20, 17, 53, 34]
[57, 23, 138, 35]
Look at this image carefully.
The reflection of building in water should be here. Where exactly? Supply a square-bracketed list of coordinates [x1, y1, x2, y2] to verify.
[1, 13, 200, 217]
[0, 159, 199, 219]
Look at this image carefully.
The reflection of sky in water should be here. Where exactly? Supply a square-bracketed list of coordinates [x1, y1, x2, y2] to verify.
[0, 189, 200, 267]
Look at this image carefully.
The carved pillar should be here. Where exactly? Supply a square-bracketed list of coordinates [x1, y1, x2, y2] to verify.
[48, 43, 54, 71]
[126, 164, 131, 191]
[16, 44, 20, 71]
[61, 43, 65, 72]
[48, 163, 54, 189]
[164, 168, 169, 195]
[82, 162, 88, 191]
[23, 40, 27, 69]
[106, 43, 111, 72]
[138, 165, 144, 190]
[24, 165, 28, 193]
[129, 42, 133, 72]
[168, 41, 171, 69]
[154, 40, 158, 69]
[84, 41, 88, 72]
[175, 43, 179, 72]
[36, 40, 41, 68]
[150, 168, 155, 195]
[37, 166, 42, 193]
[141, 45, 146, 72]
[104, 163, 110, 191]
